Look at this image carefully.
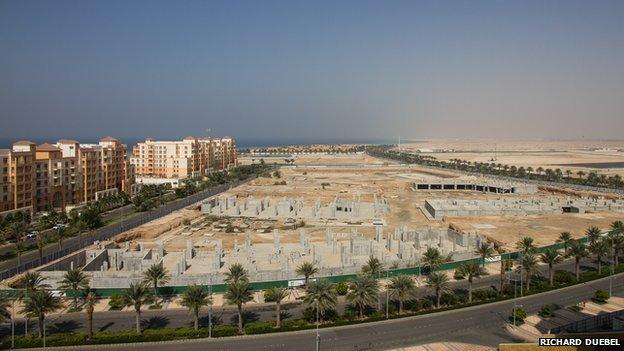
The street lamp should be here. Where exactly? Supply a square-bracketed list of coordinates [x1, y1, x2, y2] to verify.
[609, 235, 614, 297]
[385, 270, 389, 319]
[11, 298, 15, 349]
[208, 276, 213, 338]
[315, 299, 321, 351]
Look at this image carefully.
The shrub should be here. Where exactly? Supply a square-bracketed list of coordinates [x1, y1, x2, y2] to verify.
[553, 270, 575, 284]
[538, 304, 553, 318]
[244, 321, 276, 334]
[440, 293, 463, 306]
[335, 282, 348, 296]
[418, 299, 433, 310]
[593, 289, 609, 303]
[263, 289, 276, 302]
[453, 270, 465, 280]
[472, 289, 498, 301]
[509, 307, 527, 326]
[108, 294, 125, 310]
[303, 307, 339, 323]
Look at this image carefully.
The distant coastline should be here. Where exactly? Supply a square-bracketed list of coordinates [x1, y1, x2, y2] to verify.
[0, 137, 395, 150]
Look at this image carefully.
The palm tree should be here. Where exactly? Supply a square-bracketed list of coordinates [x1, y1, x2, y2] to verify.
[180, 284, 212, 331]
[557, 232, 573, 255]
[474, 242, 494, 267]
[36, 233, 45, 263]
[610, 221, 624, 236]
[10, 222, 27, 265]
[0, 293, 11, 323]
[57, 227, 68, 250]
[517, 253, 539, 291]
[123, 282, 152, 333]
[295, 262, 318, 286]
[84, 291, 98, 340]
[224, 263, 249, 284]
[59, 268, 90, 309]
[346, 274, 378, 319]
[589, 239, 609, 274]
[387, 275, 415, 315]
[586, 226, 602, 244]
[225, 279, 254, 333]
[268, 287, 289, 328]
[21, 289, 62, 338]
[516, 236, 537, 254]
[361, 257, 384, 277]
[493, 243, 509, 294]
[456, 262, 482, 302]
[568, 240, 588, 281]
[611, 234, 624, 266]
[421, 247, 444, 271]
[20, 271, 51, 292]
[303, 279, 337, 323]
[426, 272, 451, 308]
[540, 249, 563, 286]
[142, 262, 170, 303]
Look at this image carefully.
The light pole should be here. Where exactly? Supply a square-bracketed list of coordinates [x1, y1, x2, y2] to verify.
[610, 237, 614, 297]
[385, 270, 389, 319]
[315, 299, 321, 351]
[519, 253, 523, 297]
[11, 299, 14, 349]
[208, 276, 213, 338]
[512, 276, 517, 326]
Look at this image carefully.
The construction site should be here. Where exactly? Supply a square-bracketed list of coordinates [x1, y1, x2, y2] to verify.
[27, 153, 624, 288]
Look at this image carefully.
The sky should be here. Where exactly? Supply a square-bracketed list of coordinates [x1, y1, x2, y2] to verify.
[1, 0, 623, 144]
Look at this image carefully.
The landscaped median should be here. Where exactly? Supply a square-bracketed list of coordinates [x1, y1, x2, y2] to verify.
[4, 262, 624, 349]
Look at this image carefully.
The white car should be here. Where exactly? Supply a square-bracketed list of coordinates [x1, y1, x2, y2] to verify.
[26, 231, 38, 238]
[52, 224, 67, 230]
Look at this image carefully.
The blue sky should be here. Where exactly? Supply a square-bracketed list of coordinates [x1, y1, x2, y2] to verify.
[1, 0, 623, 143]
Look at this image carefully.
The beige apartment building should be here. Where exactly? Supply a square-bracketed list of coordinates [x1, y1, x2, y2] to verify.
[0, 137, 135, 215]
[34, 143, 82, 212]
[0, 150, 12, 212]
[131, 136, 236, 179]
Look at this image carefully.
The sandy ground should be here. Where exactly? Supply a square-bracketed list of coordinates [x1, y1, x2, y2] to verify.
[400, 139, 624, 177]
[108, 153, 624, 255]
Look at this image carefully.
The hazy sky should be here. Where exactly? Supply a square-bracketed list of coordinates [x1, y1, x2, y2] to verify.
[1, 0, 623, 143]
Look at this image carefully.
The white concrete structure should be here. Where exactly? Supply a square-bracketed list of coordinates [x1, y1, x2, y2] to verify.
[423, 197, 624, 220]
[39, 226, 482, 288]
[201, 195, 389, 223]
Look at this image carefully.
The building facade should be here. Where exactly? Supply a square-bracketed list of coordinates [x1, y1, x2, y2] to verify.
[0, 137, 135, 215]
[131, 136, 236, 179]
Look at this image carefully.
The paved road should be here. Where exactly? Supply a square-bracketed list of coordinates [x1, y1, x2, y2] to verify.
[27, 273, 624, 351]
[0, 257, 601, 339]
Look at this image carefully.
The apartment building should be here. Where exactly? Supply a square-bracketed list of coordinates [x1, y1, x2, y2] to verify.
[131, 136, 237, 179]
[9, 141, 36, 211]
[33, 143, 82, 212]
[0, 137, 135, 215]
[0, 150, 11, 212]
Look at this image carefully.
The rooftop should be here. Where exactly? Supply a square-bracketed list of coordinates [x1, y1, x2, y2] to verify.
[36, 143, 61, 152]
[13, 140, 35, 146]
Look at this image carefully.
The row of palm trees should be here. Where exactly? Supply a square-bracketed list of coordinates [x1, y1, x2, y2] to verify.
[367, 145, 624, 189]
[3, 221, 623, 341]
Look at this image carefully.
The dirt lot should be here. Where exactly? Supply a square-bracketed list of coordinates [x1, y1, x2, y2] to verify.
[112, 153, 624, 252]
